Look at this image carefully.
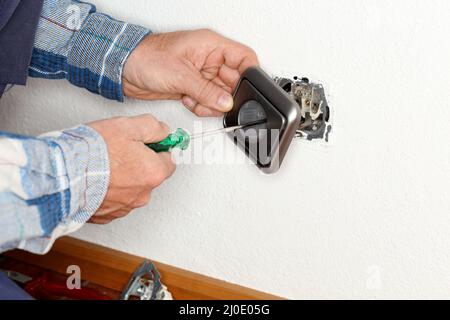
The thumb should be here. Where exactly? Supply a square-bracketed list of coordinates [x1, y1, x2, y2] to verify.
[182, 70, 234, 112]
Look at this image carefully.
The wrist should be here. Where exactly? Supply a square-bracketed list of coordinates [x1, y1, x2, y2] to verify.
[122, 33, 156, 96]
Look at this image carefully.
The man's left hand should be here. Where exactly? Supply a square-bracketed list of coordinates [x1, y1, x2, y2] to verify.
[122, 29, 259, 117]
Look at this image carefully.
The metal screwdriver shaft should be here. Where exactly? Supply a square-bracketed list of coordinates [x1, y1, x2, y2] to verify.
[146, 119, 266, 153]
[190, 119, 267, 140]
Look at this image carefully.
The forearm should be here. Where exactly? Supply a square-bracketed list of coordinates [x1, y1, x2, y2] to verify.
[0, 126, 109, 254]
[29, 0, 150, 101]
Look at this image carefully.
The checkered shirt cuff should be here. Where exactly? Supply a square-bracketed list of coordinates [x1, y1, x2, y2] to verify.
[68, 13, 150, 101]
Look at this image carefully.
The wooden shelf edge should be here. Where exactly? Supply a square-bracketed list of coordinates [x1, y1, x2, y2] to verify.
[4, 236, 284, 300]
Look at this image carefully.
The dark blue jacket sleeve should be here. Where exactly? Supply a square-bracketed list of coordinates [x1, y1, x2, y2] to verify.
[0, 0, 44, 96]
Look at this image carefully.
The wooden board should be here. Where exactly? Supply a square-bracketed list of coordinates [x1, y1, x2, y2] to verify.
[4, 237, 283, 300]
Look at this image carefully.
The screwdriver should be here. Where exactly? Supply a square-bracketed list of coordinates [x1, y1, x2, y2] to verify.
[146, 119, 266, 152]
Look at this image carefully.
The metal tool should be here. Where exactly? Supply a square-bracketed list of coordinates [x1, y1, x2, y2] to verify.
[190, 119, 267, 140]
[146, 119, 266, 153]
[120, 260, 171, 300]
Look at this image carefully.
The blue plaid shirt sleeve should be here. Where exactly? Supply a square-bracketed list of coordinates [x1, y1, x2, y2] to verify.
[29, 0, 150, 101]
[0, 1, 151, 254]
[0, 125, 109, 254]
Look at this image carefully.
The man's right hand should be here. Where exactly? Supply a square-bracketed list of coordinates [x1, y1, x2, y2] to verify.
[88, 114, 176, 224]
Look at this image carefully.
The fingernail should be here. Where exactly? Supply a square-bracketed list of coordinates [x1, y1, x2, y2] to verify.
[183, 96, 197, 109]
[217, 94, 233, 111]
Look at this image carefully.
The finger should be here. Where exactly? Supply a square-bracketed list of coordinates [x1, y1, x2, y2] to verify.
[223, 42, 259, 74]
[142, 151, 176, 187]
[106, 208, 135, 219]
[182, 95, 198, 110]
[238, 54, 260, 74]
[182, 79, 230, 112]
[128, 114, 170, 143]
[183, 96, 224, 116]
[157, 152, 176, 178]
[193, 105, 224, 117]
[88, 216, 112, 224]
[91, 205, 134, 222]
[132, 192, 152, 209]
[181, 67, 234, 112]
[90, 212, 126, 224]
[219, 64, 240, 89]
[212, 76, 232, 92]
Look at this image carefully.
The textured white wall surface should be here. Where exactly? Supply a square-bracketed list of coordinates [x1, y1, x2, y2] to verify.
[1, 0, 450, 299]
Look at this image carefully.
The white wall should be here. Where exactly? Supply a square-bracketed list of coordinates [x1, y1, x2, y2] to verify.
[1, 0, 450, 299]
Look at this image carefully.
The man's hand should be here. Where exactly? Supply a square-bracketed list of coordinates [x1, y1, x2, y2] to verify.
[88, 115, 176, 224]
[122, 29, 259, 117]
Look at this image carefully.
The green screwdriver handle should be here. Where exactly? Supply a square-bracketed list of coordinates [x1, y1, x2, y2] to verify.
[146, 128, 191, 152]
